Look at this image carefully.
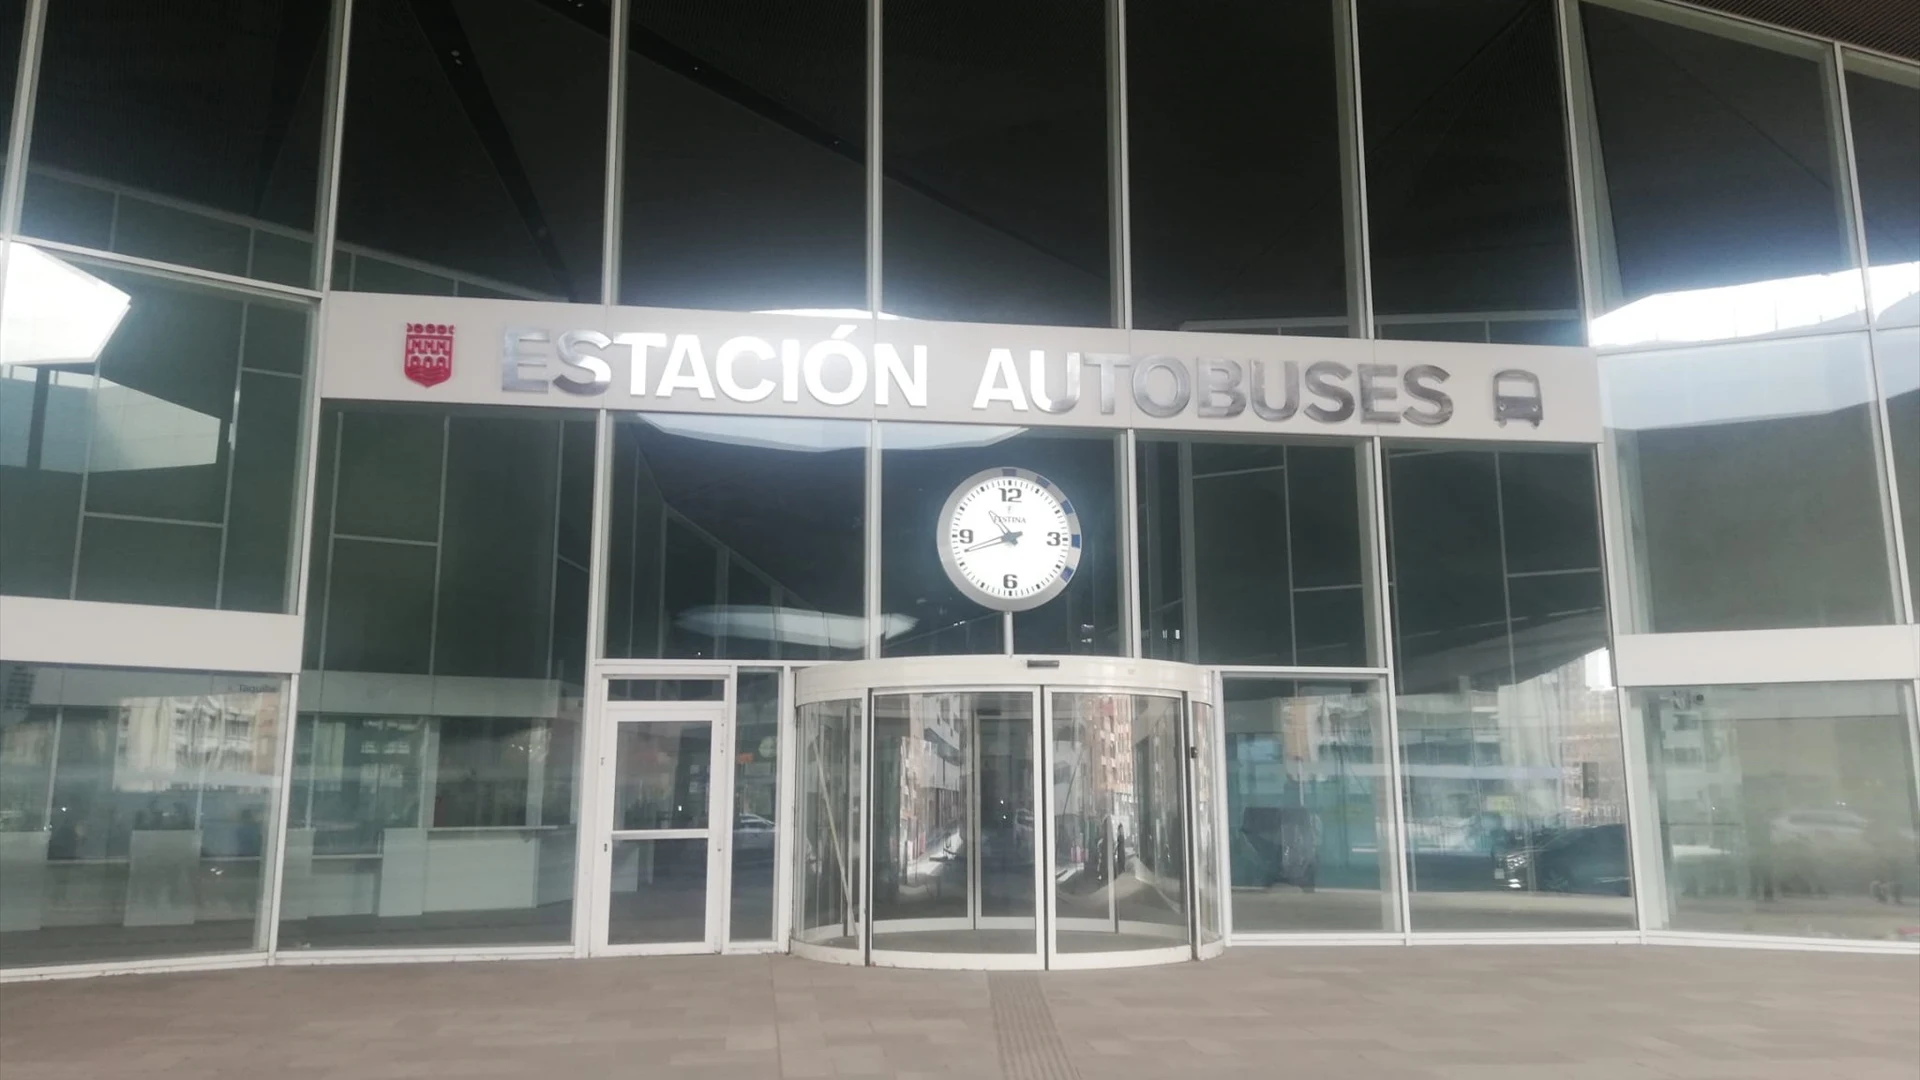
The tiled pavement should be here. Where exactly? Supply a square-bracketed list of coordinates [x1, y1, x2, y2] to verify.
[1, 946, 1916, 1079]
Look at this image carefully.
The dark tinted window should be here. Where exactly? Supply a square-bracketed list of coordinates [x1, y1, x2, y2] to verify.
[1362, 0, 1579, 345]
[882, 0, 1110, 326]
[1581, 3, 1851, 311]
[1844, 53, 1920, 326]
[24, 0, 330, 285]
[334, 0, 607, 301]
[605, 415, 868, 661]
[619, 1, 866, 311]
[1127, 0, 1351, 336]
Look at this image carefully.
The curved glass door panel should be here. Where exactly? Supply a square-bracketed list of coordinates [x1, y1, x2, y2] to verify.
[794, 699, 861, 952]
[1050, 692, 1191, 955]
[1191, 701, 1224, 950]
[869, 691, 1038, 957]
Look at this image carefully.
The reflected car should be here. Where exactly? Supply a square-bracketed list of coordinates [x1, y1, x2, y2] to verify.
[1498, 823, 1629, 895]
[735, 813, 777, 857]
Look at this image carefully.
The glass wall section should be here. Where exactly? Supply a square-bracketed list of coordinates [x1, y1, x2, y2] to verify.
[882, 0, 1109, 326]
[1604, 334, 1898, 631]
[619, 2, 866, 312]
[603, 415, 867, 661]
[1386, 446, 1632, 930]
[1136, 438, 1371, 667]
[1882, 325, 1919, 610]
[794, 697, 860, 952]
[1, 1, 21, 161]
[0, 256, 309, 612]
[1360, 0, 1580, 345]
[21, 0, 329, 286]
[729, 669, 780, 943]
[1125, 0, 1350, 337]
[0, 664, 284, 969]
[1843, 53, 1920, 327]
[333, 0, 605, 300]
[1221, 678, 1396, 933]
[1579, 2, 1862, 348]
[1635, 682, 1920, 941]
[881, 424, 1121, 656]
[283, 404, 592, 950]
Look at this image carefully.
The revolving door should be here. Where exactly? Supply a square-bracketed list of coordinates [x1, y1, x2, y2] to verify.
[792, 657, 1222, 969]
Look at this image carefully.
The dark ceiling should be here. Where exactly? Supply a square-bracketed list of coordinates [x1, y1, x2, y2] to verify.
[1691, 0, 1920, 60]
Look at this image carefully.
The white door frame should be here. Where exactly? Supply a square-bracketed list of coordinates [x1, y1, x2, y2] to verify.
[581, 663, 734, 957]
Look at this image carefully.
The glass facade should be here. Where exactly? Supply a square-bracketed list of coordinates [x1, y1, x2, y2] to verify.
[1, 0, 1918, 972]
[0, 664, 285, 968]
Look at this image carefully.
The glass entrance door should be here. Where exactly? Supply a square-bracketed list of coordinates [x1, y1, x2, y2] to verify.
[867, 689, 1043, 966]
[591, 682, 729, 954]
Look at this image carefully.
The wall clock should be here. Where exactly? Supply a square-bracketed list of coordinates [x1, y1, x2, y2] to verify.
[936, 467, 1082, 612]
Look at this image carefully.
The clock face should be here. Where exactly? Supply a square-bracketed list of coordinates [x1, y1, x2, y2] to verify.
[936, 468, 1083, 612]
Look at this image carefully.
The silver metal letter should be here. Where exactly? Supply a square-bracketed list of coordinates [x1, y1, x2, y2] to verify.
[501, 326, 549, 393]
[1357, 362, 1400, 423]
[716, 336, 777, 403]
[1132, 355, 1190, 419]
[1403, 364, 1453, 426]
[554, 330, 613, 396]
[613, 331, 666, 396]
[803, 325, 868, 407]
[1030, 350, 1083, 414]
[1196, 358, 1245, 419]
[1082, 353, 1130, 415]
[1250, 359, 1299, 421]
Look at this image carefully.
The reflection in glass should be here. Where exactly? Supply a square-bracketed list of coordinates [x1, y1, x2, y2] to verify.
[1362, 0, 1579, 345]
[1052, 693, 1188, 953]
[1638, 683, 1920, 941]
[1603, 334, 1898, 632]
[334, 0, 606, 300]
[1877, 327, 1920, 609]
[620, 1, 865, 311]
[730, 671, 781, 942]
[1387, 446, 1632, 930]
[870, 692, 1036, 956]
[1137, 438, 1369, 666]
[1579, 2, 1860, 346]
[1223, 679, 1396, 933]
[794, 699, 861, 951]
[0, 664, 283, 969]
[1190, 701, 1222, 946]
[1126, 0, 1350, 336]
[283, 404, 591, 950]
[24, 0, 328, 285]
[607, 838, 708, 945]
[882, 425, 1122, 657]
[612, 723, 712, 831]
[1843, 53, 1920, 328]
[882, 0, 1109, 326]
[604, 415, 867, 661]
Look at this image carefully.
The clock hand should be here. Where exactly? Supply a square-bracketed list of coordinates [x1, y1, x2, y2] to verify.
[962, 536, 1009, 552]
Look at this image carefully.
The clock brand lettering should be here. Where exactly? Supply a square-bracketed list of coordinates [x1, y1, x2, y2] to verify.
[496, 328, 1465, 428]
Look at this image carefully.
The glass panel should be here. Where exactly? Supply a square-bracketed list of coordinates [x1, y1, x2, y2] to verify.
[1137, 438, 1370, 666]
[24, 0, 328, 284]
[1842, 53, 1920, 327]
[607, 838, 708, 946]
[869, 691, 1035, 956]
[1126, 0, 1350, 336]
[1637, 683, 1920, 941]
[604, 415, 867, 661]
[0, 664, 283, 969]
[618, 2, 865, 311]
[882, 0, 1109, 326]
[1051, 693, 1188, 954]
[608, 680, 724, 703]
[1603, 334, 1897, 631]
[881, 424, 1122, 657]
[334, 0, 606, 300]
[0, 258, 310, 611]
[730, 671, 781, 943]
[1362, 0, 1579, 345]
[0, 2, 19, 163]
[1387, 446, 1633, 930]
[1580, 3, 1861, 348]
[794, 699, 861, 950]
[612, 722, 712, 831]
[1223, 678, 1397, 933]
[1879, 326, 1919, 608]
[285, 404, 590, 950]
[1190, 701, 1222, 946]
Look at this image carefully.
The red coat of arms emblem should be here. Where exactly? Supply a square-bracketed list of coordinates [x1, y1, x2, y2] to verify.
[403, 323, 454, 388]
